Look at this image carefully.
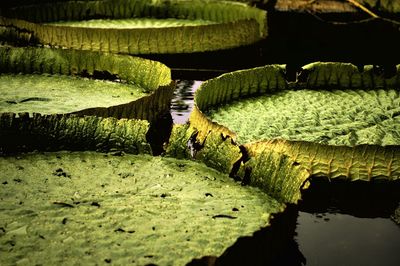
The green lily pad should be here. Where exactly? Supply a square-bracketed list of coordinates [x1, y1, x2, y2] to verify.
[208, 88, 400, 146]
[0, 113, 152, 154]
[200, 63, 400, 146]
[192, 62, 400, 148]
[0, 26, 32, 46]
[0, 0, 266, 53]
[0, 46, 174, 154]
[0, 45, 173, 120]
[0, 151, 284, 265]
[0, 73, 146, 115]
[188, 63, 400, 203]
[0, 45, 172, 92]
[47, 17, 216, 28]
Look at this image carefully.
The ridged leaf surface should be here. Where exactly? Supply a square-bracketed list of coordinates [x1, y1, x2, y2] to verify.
[0, 0, 266, 53]
[0, 113, 152, 154]
[208, 89, 400, 146]
[191, 63, 400, 202]
[0, 73, 146, 115]
[0, 151, 284, 265]
[0, 46, 172, 91]
[47, 18, 216, 28]
[0, 46, 173, 120]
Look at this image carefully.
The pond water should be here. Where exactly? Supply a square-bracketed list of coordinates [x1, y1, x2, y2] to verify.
[171, 80, 400, 266]
[170, 80, 203, 124]
[297, 179, 400, 266]
[297, 212, 400, 266]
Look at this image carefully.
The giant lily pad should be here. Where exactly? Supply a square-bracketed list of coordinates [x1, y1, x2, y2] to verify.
[0, 45, 172, 117]
[0, 113, 152, 154]
[208, 88, 400, 146]
[0, 0, 267, 54]
[188, 62, 400, 203]
[0, 73, 148, 115]
[0, 45, 173, 154]
[0, 151, 284, 265]
[47, 17, 216, 28]
[204, 63, 400, 146]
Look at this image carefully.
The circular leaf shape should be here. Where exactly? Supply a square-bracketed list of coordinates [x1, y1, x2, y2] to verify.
[0, 46, 172, 118]
[189, 63, 400, 203]
[0, 151, 283, 265]
[0, 0, 267, 53]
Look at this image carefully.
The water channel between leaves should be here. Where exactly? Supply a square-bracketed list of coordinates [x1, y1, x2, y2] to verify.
[171, 80, 202, 124]
[297, 212, 400, 266]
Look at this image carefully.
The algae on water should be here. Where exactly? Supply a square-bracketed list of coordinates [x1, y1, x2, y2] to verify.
[0, 73, 147, 115]
[0, 151, 284, 265]
[208, 89, 400, 146]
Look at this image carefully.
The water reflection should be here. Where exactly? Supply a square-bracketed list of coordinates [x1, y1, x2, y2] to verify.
[297, 212, 400, 266]
[297, 179, 400, 266]
[171, 80, 202, 124]
[200, 179, 400, 266]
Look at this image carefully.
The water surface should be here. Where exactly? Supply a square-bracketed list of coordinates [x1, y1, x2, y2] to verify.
[296, 211, 400, 266]
[171, 80, 202, 124]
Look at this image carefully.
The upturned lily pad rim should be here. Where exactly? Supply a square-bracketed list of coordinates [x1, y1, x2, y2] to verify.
[0, 0, 267, 54]
[192, 61, 400, 144]
[0, 45, 171, 90]
[188, 62, 400, 203]
[0, 45, 174, 121]
[191, 61, 400, 149]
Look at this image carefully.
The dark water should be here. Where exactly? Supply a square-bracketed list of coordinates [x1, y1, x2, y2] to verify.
[296, 211, 400, 266]
[170, 81, 400, 266]
[297, 179, 400, 266]
[170, 80, 202, 124]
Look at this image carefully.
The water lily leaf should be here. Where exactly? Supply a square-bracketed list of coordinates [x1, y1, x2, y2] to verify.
[238, 142, 311, 203]
[0, 113, 151, 154]
[0, 0, 267, 53]
[0, 45, 171, 91]
[194, 65, 286, 111]
[195, 130, 242, 175]
[361, 0, 400, 14]
[209, 88, 400, 146]
[0, 73, 149, 115]
[196, 62, 400, 145]
[0, 151, 284, 265]
[298, 62, 400, 90]
[0, 45, 174, 122]
[191, 62, 400, 200]
[165, 124, 195, 159]
[239, 139, 400, 204]
[48, 17, 217, 29]
[166, 122, 242, 175]
[247, 140, 400, 181]
[0, 26, 32, 45]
